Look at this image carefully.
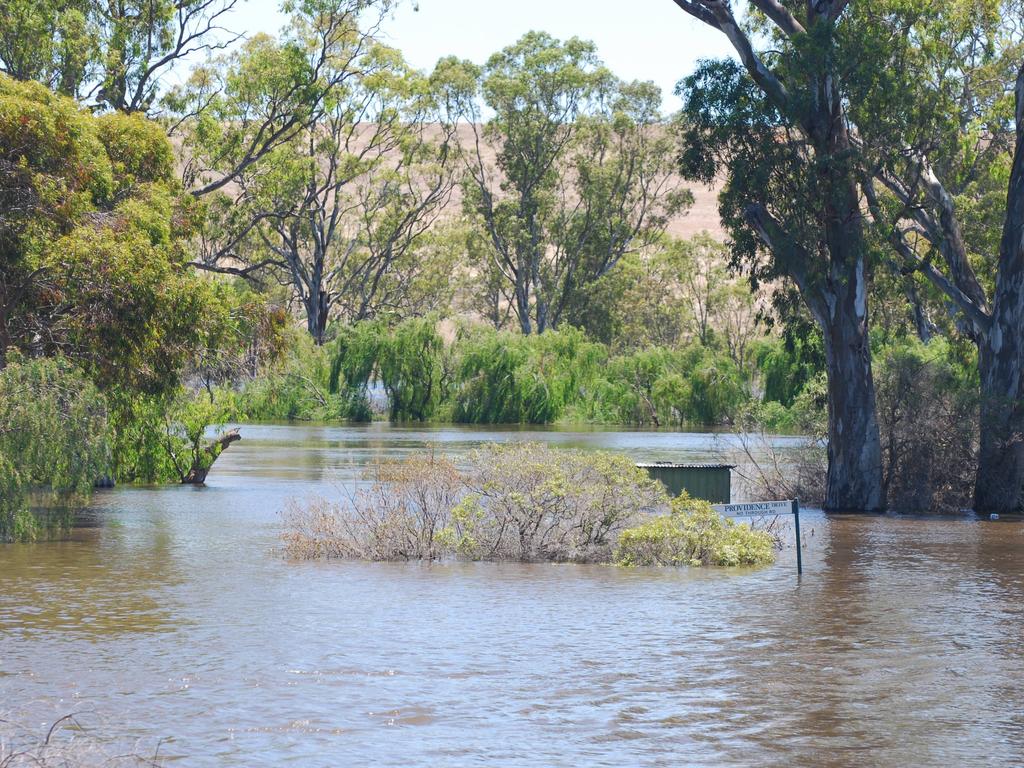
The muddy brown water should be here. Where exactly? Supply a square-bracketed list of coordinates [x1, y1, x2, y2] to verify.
[2, 424, 1023, 767]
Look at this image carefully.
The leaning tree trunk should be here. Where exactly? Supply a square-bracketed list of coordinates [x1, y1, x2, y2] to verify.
[975, 88, 1024, 513]
[182, 429, 241, 485]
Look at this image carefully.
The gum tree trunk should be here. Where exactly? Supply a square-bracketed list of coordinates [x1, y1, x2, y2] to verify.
[821, 267, 885, 512]
[975, 84, 1024, 512]
[669, 0, 886, 512]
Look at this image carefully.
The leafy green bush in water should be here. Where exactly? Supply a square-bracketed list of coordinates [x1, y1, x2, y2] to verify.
[0, 355, 109, 541]
[451, 326, 605, 424]
[615, 493, 776, 567]
[110, 387, 247, 484]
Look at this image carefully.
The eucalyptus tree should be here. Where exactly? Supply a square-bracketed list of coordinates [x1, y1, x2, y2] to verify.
[670, 0, 886, 511]
[437, 32, 689, 335]
[169, 0, 394, 198]
[189, 11, 458, 344]
[0, 0, 241, 112]
[850, 0, 1024, 511]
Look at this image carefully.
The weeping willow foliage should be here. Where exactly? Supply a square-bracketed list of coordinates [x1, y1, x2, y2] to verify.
[330, 317, 446, 421]
[585, 345, 747, 427]
[451, 326, 605, 424]
[325, 319, 754, 426]
[0, 355, 109, 541]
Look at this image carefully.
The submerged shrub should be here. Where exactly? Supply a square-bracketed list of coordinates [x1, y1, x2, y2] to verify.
[452, 443, 668, 562]
[281, 453, 463, 560]
[281, 443, 668, 563]
[281, 443, 773, 568]
[615, 494, 776, 567]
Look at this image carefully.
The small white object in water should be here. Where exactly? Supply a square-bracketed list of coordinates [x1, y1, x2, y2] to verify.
[990, 513, 1000, 521]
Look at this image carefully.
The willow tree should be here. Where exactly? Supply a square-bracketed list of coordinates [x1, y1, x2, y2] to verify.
[437, 32, 689, 335]
[671, 0, 884, 511]
[851, 0, 1024, 511]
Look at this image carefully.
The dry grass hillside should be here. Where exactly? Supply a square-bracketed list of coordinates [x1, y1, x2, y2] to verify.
[178, 122, 727, 243]
[440, 124, 726, 241]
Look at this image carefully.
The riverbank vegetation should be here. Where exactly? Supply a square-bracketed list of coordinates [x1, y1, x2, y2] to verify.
[3, 0, 1024, 536]
[281, 443, 777, 566]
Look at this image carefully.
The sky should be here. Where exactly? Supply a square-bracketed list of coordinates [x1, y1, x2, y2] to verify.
[220, 0, 734, 112]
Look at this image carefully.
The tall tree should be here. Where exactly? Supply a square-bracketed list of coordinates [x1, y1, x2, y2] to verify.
[189, 8, 456, 343]
[671, 1, 885, 511]
[0, 0, 241, 112]
[0, 73, 220, 392]
[169, 0, 393, 198]
[0, 0, 99, 97]
[853, 0, 1024, 511]
[440, 33, 689, 335]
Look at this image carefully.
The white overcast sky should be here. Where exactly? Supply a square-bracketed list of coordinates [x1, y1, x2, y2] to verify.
[219, 0, 733, 112]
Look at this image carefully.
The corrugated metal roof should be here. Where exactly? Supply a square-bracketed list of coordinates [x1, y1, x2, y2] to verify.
[635, 462, 736, 469]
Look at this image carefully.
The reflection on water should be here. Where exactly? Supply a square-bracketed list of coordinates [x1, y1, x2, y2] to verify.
[2, 423, 1023, 767]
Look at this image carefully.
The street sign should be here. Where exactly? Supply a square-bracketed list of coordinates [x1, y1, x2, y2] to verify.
[712, 500, 793, 516]
[712, 498, 803, 576]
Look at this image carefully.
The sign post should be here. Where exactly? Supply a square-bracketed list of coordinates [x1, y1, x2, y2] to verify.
[792, 498, 802, 576]
[711, 499, 803, 576]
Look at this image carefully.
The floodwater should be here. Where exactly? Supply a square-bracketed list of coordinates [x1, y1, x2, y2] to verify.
[2, 424, 1023, 767]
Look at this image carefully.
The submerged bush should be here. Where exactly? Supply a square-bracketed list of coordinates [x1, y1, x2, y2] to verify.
[615, 494, 776, 567]
[282, 442, 774, 567]
[452, 443, 667, 562]
[282, 453, 464, 560]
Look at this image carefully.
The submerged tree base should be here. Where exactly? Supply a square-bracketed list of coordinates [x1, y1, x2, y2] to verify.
[280, 443, 776, 568]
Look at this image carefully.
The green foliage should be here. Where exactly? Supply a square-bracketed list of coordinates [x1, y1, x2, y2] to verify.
[452, 326, 604, 424]
[0, 72, 113, 249]
[233, 331, 365, 422]
[1, 73, 215, 397]
[874, 337, 978, 512]
[615, 493, 776, 568]
[372, 317, 445, 421]
[0, 0, 99, 97]
[753, 330, 824, 408]
[330, 317, 446, 421]
[94, 111, 175, 194]
[109, 387, 237, 484]
[586, 345, 748, 427]
[0, 354, 108, 541]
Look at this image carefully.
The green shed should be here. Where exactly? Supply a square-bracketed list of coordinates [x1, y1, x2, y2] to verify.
[636, 462, 734, 503]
